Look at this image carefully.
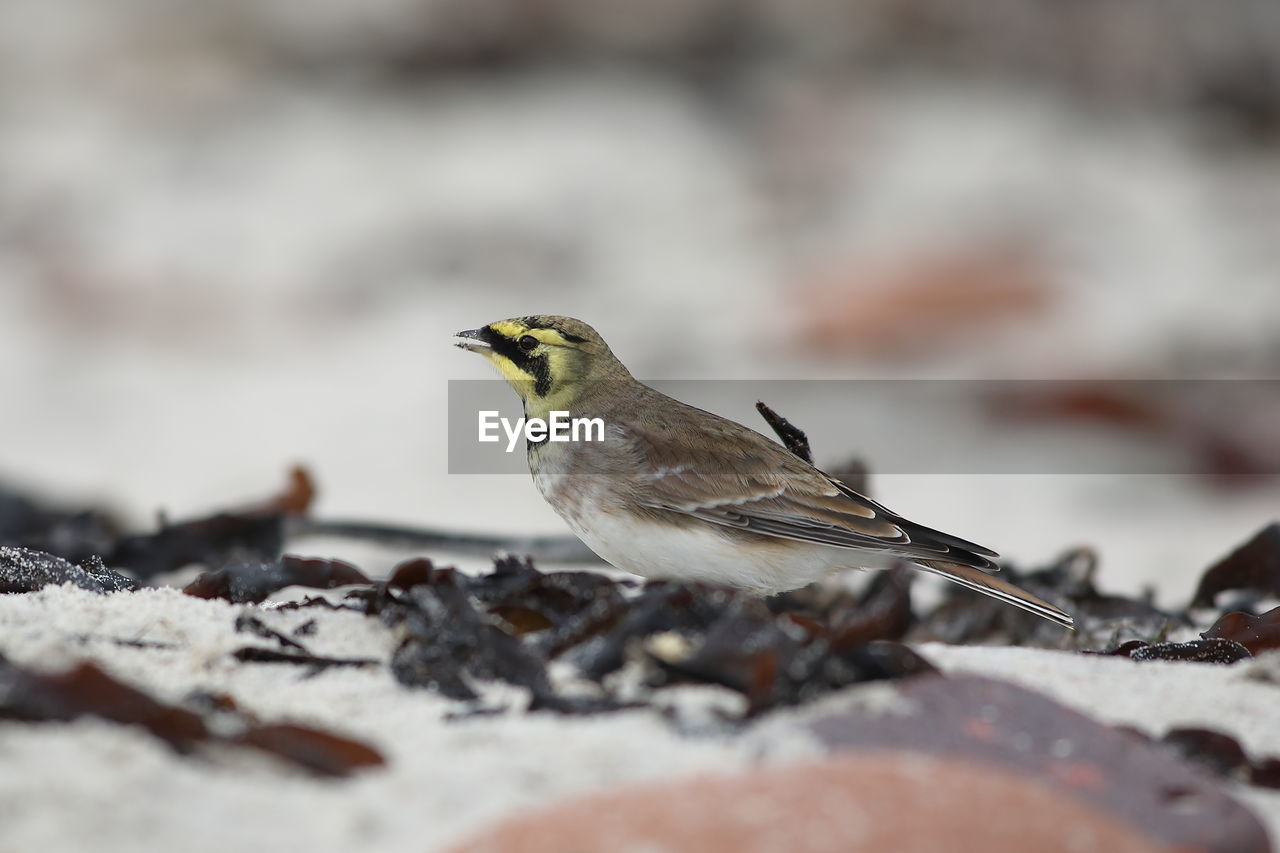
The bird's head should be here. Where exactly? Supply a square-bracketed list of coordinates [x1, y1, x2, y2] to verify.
[454, 316, 628, 417]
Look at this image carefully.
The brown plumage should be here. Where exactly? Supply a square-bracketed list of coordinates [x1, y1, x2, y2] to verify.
[456, 315, 1073, 628]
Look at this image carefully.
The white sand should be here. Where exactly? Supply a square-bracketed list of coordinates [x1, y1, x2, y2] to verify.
[2, 3, 1278, 849]
[0, 584, 749, 853]
[0, 583, 1276, 852]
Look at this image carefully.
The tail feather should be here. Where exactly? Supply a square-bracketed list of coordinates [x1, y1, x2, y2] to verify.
[917, 559, 1074, 629]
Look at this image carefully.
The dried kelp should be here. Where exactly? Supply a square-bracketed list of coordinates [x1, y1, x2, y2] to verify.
[184, 555, 370, 604]
[347, 555, 930, 717]
[1192, 523, 1280, 608]
[1201, 606, 1280, 655]
[1158, 727, 1280, 789]
[0, 485, 121, 566]
[0, 655, 382, 777]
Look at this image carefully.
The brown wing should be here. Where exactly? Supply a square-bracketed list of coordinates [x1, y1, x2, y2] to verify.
[614, 402, 1000, 573]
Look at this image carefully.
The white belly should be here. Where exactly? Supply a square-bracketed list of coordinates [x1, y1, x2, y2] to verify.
[530, 447, 863, 594]
[560, 502, 851, 594]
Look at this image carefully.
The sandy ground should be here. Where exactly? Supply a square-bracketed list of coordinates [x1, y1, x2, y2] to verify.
[2, 7, 1278, 849]
[0, 583, 1276, 853]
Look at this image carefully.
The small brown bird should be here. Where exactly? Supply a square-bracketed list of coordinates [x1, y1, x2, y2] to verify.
[456, 315, 1073, 628]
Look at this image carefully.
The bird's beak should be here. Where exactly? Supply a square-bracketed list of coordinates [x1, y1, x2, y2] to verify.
[454, 327, 492, 354]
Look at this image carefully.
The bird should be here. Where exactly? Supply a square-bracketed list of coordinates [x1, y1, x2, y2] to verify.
[455, 315, 1073, 628]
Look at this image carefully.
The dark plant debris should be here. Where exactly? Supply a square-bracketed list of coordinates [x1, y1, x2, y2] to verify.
[232, 647, 380, 671]
[289, 517, 601, 564]
[1129, 727, 1280, 791]
[0, 546, 138, 594]
[0, 468, 316, 583]
[345, 555, 933, 718]
[756, 400, 813, 464]
[235, 613, 307, 649]
[1115, 638, 1252, 664]
[1192, 522, 1280, 609]
[1202, 606, 1280, 655]
[110, 467, 316, 581]
[231, 612, 380, 672]
[756, 401, 871, 495]
[0, 654, 383, 777]
[0, 485, 121, 566]
[185, 556, 371, 604]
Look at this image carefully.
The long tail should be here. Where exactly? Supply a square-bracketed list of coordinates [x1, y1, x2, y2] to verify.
[917, 559, 1074, 629]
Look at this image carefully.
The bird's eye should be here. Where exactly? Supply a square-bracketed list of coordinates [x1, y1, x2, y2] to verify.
[518, 335, 538, 352]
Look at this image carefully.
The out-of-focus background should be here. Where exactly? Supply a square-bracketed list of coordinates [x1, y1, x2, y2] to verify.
[2, 0, 1278, 601]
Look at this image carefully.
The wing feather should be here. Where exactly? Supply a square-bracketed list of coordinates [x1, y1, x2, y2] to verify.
[614, 408, 999, 572]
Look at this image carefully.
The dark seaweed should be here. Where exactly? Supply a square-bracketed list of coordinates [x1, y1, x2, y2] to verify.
[0, 546, 138, 594]
[1201, 606, 1280, 655]
[184, 556, 370, 604]
[1193, 523, 1280, 608]
[0, 654, 382, 776]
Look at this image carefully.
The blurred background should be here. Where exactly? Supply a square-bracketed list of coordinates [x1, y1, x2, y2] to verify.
[1, 0, 1278, 601]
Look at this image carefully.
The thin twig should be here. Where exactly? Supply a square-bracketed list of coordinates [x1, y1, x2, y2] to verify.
[755, 400, 813, 463]
[287, 518, 604, 563]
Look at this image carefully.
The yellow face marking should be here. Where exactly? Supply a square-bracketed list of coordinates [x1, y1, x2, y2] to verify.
[472, 319, 580, 412]
[480, 350, 533, 388]
[488, 320, 528, 340]
[487, 320, 573, 348]
[526, 328, 571, 346]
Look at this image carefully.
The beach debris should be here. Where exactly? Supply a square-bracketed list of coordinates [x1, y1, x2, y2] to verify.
[0, 655, 383, 777]
[798, 675, 1270, 853]
[447, 752, 1174, 853]
[290, 518, 601, 563]
[755, 400, 812, 463]
[1192, 522, 1280, 608]
[0, 469, 317, 581]
[756, 398, 869, 500]
[113, 516, 280, 581]
[0, 546, 138, 594]
[110, 467, 316, 581]
[235, 613, 309, 650]
[1201, 606, 1280, 655]
[1156, 727, 1280, 790]
[643, 597, 933, 714]
[231, 647, 380, 671]
[348, 555, 928, 716]
[773, 568, 915, 650]
[473, 555, 625, 639]
[232, 723, 384, 777]
[1090, 639, 1154, 657]
[231, 613, 379, 671]
[0, 484, 121, 566]
[228, 612, 380, 672]
[184, 555, 370, 604]
[366, 562, 557, 703]
[1114, 638, 1252, 664]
